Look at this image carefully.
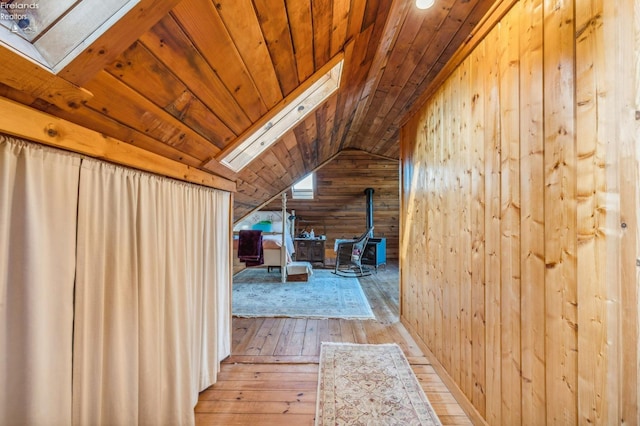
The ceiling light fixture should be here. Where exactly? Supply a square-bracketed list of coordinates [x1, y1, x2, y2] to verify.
[415, 0, 435, 9]
[219, 56, 344, 173]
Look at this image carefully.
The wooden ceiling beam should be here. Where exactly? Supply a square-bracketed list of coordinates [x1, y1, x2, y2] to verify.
[59, 0, 184, 87]
[0, 96, 236, 192]
[45, 98, 206, 168]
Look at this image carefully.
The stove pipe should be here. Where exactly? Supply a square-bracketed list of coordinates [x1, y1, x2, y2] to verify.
[364, 188, 374, 236]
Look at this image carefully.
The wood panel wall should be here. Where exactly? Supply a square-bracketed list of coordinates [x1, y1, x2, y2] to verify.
[263, 149, 399, 260]
[400, 0, 640, 424]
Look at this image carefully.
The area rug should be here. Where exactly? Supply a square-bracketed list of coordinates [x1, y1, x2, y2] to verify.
[315, 343, 442, 426]
[232, 268, 375, 319]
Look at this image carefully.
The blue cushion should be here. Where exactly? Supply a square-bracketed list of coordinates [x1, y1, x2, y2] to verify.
[252, 221, 272, 232]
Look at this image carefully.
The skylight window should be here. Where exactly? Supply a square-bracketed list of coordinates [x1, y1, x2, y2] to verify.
[218, 56, 344, 173]
[291, 173, 314, 200]
[0, 0, 140, 72]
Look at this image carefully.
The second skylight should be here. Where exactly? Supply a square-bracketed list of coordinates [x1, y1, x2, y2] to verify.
[219, 57, 344, 173]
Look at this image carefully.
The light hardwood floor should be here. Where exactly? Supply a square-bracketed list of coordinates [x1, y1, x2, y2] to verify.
[195, 263, 472, 425]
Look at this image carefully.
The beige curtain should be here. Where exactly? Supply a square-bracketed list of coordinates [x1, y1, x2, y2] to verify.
[0, 137, 231, 425]
[73, 159, 231, 425]
[0, 136, 81, 425]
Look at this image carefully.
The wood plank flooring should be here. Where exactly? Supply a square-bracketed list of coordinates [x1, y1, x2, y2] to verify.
[195, 263, 472, 425]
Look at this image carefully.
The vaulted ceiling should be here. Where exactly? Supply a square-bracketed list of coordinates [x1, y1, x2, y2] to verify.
[0, 0, 497, 219]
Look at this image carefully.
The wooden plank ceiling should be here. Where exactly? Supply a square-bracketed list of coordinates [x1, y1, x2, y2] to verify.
[0, 0, 497, 219]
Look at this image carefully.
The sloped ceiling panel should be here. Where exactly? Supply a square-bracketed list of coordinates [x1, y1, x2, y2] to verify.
[0, 0, 498, 219]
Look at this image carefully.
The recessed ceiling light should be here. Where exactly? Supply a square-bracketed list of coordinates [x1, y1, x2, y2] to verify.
[416, 0, 435, 9]
[219, 56, 344, 173]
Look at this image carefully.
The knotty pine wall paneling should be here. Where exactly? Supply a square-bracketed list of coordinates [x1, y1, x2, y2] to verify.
[518, 0, 545, 423]
[400, 0, 640, 424]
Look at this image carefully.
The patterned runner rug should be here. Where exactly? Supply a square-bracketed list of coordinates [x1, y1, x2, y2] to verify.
[315, 343, 442, 425]
[232, 268, 375, 319]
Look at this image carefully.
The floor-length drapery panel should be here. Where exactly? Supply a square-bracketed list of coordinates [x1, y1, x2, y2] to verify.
[73, 159, 231, 425]
[212, 191, 231, 367]
[0, 136, 80, 425]
[187, 188, 231, 395]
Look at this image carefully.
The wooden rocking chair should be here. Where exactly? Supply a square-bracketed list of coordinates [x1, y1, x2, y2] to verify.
[333, 227, 373, 277]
